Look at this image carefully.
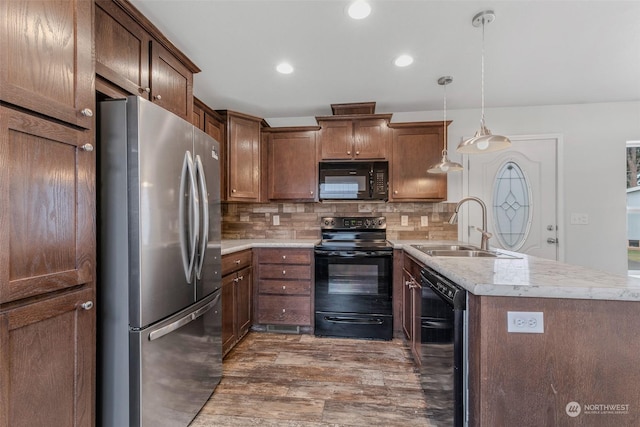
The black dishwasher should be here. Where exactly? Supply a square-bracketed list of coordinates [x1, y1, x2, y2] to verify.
[420, 267, 466, 427]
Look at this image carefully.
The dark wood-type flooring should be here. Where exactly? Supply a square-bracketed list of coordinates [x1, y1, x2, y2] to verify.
[190, 332, 433, 426]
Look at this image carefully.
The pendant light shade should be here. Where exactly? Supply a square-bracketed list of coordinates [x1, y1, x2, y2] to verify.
[457, 10, 511, 154]
[428, 76, 463, 174]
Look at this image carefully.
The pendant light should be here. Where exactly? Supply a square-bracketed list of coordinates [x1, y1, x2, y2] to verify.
[457, 10, 511, 154]
[428, 76, 463, 174]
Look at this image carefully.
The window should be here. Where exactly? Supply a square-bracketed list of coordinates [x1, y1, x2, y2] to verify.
[492, 161, 532, 250]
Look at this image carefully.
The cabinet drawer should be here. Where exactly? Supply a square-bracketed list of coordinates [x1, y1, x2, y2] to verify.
[259, 249, 311, 264]
[222, 250, 252, 276]
[258, 295, 311, 325]
[259, 280, 311, 296]
[258, 264, 311, 280]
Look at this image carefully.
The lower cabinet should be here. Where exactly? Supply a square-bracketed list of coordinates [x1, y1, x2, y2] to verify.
[0, 287, 94, 427]
[402, 254, 423, 365]
[256, 249, 312, 328]
[221, 250, 252, 356]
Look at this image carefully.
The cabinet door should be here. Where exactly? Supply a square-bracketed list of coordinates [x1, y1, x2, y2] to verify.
[0, 287, 94, 427]
[150, 41, 194, 121]
[391, 125, 446, 200]
[227, 115, 261, 201]
[192, 101, 205, 130]
[268, 131, 317, 200]
[236, 266, 252, 337]
[0, 0, 94, 129]
[0, 108, 95, 304]
[221, 273, 236, 355]
[402, 269, 413, 340]
[319, 120, 353, 160]
[354, 118, 388, 159]
[204, 113, 225, 144]
[95, 0, 151, 99]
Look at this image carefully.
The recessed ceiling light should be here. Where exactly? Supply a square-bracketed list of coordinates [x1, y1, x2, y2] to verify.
[394, 55, 414, 67]
[348, 0, 371, 20]
[276, 62, 294, 74]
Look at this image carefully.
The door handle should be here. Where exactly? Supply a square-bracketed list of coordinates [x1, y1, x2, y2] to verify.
[179, 152, 190, 282]
[547, 238, 558, 244]
[194, 154, 209, 280]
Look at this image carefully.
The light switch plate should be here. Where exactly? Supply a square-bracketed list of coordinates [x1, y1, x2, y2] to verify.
[570, 213, 589, 225]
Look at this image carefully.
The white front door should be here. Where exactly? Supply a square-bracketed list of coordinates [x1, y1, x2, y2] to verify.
[463, 135, 561, 260]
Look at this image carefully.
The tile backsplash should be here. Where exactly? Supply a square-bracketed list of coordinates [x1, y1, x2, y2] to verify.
[222, 202, 458, 241]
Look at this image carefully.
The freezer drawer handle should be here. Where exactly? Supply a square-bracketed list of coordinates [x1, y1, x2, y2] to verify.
[149, 293, 220, 341]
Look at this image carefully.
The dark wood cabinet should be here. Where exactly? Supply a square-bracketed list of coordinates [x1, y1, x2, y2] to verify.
[389, 122, 447, 201]
[95, 0, 199, 121]
[317, 116, 390, 160]
[219, 111, 263, 202]
[0, 287, 94, 427]
[221, 250, 252, 356]
[402, 254, 422, 365]
[256, 249, 312, 327]
[265, 127, 319, 201]
[0, 0, 94, 129]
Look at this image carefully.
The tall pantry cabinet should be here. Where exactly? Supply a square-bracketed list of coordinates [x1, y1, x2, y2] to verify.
[0, 1, 96, 426]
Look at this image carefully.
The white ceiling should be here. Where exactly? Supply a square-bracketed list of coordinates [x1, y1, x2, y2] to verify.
[130, 0, 640, 125]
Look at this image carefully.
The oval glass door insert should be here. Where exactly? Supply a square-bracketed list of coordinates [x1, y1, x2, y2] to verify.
[492, 161, 532, 250]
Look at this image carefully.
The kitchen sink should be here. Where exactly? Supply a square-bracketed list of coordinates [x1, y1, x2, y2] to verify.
[410, 245, 520, 259]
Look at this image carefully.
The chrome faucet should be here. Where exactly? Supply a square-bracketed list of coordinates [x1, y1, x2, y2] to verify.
[448, 196, 492, 251]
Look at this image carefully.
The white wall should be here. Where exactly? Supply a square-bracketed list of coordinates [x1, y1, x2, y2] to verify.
[268, 101, 640, 275]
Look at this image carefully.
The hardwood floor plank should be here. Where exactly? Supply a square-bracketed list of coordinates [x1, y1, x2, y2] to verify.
[191, 332, 430, 426]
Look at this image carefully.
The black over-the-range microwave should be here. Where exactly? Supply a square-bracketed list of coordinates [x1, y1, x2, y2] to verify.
[318, 161, 388, 201]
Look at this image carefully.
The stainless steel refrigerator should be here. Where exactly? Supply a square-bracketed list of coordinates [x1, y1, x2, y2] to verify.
[98, 96, 222, 427]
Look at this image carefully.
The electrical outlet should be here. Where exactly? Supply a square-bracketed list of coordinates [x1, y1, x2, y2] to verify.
[507, 311, 544, 333]
[421, 216, 429, 227]
[273, 215, 280, 226]
[401, 215, 408, 226]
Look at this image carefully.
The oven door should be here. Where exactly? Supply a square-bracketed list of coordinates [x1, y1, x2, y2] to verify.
[314, 250, 392, 314]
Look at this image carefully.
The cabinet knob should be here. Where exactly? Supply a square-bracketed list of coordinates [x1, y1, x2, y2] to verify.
[282, 255, 286, 260]
[154, 95, 162, 101]
[81, 143, 94, 152]
[235, 259, 241, 264]
[232, 189, 237, 193]
[144, 87, 151, 93]
[394, 190, 398, 194]
[282, 308, 286, 313]
[310, 190, 314, 195]
[282, 270, 286, 275]
[282, 285, 286, 290]
[237, 275, 244, 281]
[356, 151, 360, 155]
[80, 301, 93, 310]
[347, 151, 351, 155]
[80, 108, 93, 117]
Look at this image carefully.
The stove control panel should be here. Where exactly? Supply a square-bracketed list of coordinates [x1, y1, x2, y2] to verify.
[321, 216, 386, 230]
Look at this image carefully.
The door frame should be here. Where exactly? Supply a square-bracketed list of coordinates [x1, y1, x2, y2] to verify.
[460, 133, 565, 262]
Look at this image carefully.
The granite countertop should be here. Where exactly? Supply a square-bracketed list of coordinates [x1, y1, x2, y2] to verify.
[394, 240, 640, 302]
[221, 238, 640, 301]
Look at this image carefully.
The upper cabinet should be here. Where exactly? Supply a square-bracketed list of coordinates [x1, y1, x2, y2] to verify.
[94, 0, 199, 121]
[0, 0, 94, 129]
[389, 122, 447, 201]
[265, 127, 319, 201]
[317, 115, 391, 160]
[218, 111, 263, 202]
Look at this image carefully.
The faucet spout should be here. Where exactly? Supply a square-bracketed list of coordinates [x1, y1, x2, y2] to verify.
[450, 196, 491, 250]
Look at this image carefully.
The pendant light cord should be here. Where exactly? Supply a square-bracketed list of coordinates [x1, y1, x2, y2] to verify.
[443, 80, 447, 153]
[481, 17, 486, 127]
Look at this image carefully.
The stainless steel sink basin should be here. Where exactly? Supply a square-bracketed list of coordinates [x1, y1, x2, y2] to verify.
[411, 244, 520, 259]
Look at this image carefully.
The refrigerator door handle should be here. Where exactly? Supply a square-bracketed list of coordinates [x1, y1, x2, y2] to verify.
[148, 292, 220, 341]
[187, 150, 200, 283]
[179, 151, 199, 283]
[194, 154, 209, 280]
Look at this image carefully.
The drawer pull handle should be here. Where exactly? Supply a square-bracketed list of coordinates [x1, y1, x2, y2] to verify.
[237, 275, 243, 281]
